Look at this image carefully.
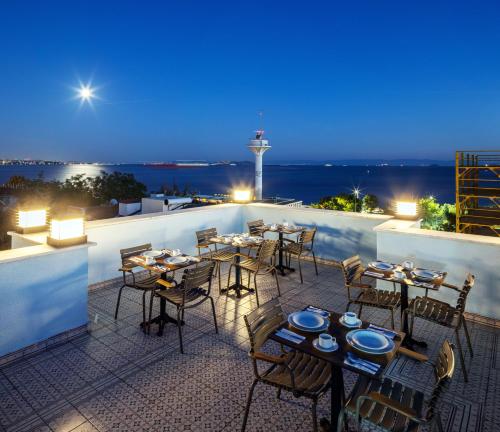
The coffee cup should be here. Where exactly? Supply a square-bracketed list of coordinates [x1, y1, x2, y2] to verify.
[403, 261, 414, 270]
[318, 333, 335, 349]
[393, 270, 405, 280]
[171, 249, 181, 257]
[145, 256, 155, 265]
[344, 311, 358, 325]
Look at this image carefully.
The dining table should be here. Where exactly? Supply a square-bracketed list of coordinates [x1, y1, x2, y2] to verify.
[209, 234, 263, 297]
[125, 250, 200, 336]
[270, 306, 404, 431]
[261, 224, 304, 275]
[362, 262, 447, 349]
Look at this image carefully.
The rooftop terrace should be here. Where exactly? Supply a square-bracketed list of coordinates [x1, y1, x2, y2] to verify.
[1, 260, 497, 432]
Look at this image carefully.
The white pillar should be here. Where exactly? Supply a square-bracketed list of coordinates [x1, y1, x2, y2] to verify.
[255, 152, 263, 200]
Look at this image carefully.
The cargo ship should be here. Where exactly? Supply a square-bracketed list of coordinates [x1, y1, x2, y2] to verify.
[147, 160, 210, 168]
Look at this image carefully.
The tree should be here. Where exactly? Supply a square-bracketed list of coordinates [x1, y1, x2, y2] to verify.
[362, 194, 378, 213]
[419, 197, 456, 232]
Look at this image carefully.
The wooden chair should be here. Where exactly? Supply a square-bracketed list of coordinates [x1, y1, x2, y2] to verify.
[405, 273, 475, 382]
[341, 255, 401, 329]
[195, 228, 235, 294]
[115, 243, 161, 333]
[154, 261, 218, 353]
[242, 299, 331, 432]
[247, 219, 266, 237]
[283, 227, 319, 283]
[227, 239, 281, 307]
[336, 340, 455, 432]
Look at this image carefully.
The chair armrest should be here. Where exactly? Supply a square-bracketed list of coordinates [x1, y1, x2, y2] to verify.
[397, 347, 429, 363]
[252, 352, 286, 364]
[358, 392, 421, 421]
[119, 266, 134, 273]
[156, 279, 176, 289]
[351, 282, 374, 289]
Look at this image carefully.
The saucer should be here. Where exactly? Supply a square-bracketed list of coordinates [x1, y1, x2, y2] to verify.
[339, 315, 362, 328]
[312, 338, 338, 352]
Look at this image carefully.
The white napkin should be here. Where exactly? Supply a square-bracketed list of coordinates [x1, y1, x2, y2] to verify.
[276, 328, 305, 344]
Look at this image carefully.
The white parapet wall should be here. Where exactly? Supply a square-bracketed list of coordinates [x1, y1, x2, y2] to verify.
[86, 204, 244, 285]
[244, 203, 392, 264]
[0, 238, 91, 357]
[375, 219, 500, 319]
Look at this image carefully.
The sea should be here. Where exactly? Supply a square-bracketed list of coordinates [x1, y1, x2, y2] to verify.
[0, 164, 455, 206]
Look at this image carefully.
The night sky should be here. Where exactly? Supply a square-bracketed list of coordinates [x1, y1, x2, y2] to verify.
[1, 1, 500, 163]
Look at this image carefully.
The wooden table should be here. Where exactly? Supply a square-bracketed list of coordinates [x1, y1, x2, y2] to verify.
[270, 307, 404, 431]
[210, 235, 262, 297]
[261, 224, 304, 275]
[362, 264, 447, 349]
[126, 253, 200, 336]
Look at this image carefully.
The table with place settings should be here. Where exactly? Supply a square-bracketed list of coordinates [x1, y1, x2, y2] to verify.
[362, 261, 447, 349]
[209, 233, 263, 297]
[261, 223, 304, 275]
[125, 249, 201, 335]
[270, 306, 404, 431]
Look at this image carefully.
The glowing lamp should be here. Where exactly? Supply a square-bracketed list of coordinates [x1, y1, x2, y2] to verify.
[47, 216, 87, 247]
[233, 189, 252, 203]
[395, 201, 418, 219]
[16, 208, 48, 233]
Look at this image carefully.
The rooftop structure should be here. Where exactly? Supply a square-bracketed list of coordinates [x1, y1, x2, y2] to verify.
[248, 129, 271, 200]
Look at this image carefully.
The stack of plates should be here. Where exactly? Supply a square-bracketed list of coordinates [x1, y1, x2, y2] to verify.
[288, 311, 330, 333]
[368, 261, 395, 272]
[143, 250, 163, 258]
[346, 329, 394, 354]
[165, 256, 188, 265]
[411, 269, 440, 282]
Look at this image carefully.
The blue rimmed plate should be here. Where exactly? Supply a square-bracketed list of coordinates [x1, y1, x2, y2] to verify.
[369, 261, 395, 272]
[288, 311, 330, 333]
[346, 329, 395, 354]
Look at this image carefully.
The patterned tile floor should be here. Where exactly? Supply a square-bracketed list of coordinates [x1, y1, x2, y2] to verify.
[0, 261, 497, 431]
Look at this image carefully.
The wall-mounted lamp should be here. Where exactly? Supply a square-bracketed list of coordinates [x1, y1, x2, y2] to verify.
[394, 200, 419, 220]
[16, 208, 48, 234]
[47, 216, 87, 247]
[233, 189, 252, 203]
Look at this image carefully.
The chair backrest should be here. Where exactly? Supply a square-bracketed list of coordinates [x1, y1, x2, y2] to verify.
[244, 298, 285, 353]
[256, 239, 279, 263]
[120, 243, 153, 264]
[299, 228, 316, 245]
[427, 340, 455, 420]
[455, 273, 475, 313]
[181, 261, 216, 291]
[196, 228, 217, 245]
[248, 219, 265, 236]
[341, 255, 364, 286]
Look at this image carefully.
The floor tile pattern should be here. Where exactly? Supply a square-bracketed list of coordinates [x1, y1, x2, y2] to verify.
[0, 260, 497, 431]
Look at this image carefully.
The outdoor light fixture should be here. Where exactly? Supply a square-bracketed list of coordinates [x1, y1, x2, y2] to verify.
[233, 189, 252, 203]
[394, 200, 419, 219]
[16, 208, 48, 234]
[47, 216, 87, 247]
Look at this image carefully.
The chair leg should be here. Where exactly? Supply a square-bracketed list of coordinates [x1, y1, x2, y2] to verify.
[247, 270, 251, 288]
[226, 264, 233, 291]
[462, 317, 474, 357]
[312, 252, 318, 275]
[276, 388, 282, 400]
[114, 285, 125, 319]
[336, 408, 346, 432]
[274, 269, 281, 297]
[147, 291, 155, 334]
[298, 257, 303, 284]
[311, 398, 318, 432]
[253, 274, 260, 307]
[455, 328, 468, 382]
[177, 307, 184, 354]
[390, 309, 395, 330]
[346, 301, 351, 312]
[241, 379, 258, 432]
[217, 262, 222, 295]
[358, 304, 363, 319]
[209, 296, 218, 334]
[434, 411, 445, 432]
[141, 291, 147, 334]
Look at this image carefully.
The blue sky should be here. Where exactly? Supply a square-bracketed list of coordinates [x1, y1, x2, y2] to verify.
[1, 1, 500, 162]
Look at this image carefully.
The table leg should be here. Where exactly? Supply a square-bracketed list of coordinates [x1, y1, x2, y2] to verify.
[222, 246, 254, 297]
[401, 282, 427, 349]
[275, 231, 296, 275]
[320, 365, 345, 431]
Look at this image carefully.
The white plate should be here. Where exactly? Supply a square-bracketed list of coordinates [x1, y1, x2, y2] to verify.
[312, 339, 338, 352]
[143, 250, 163, 258]
[412, 269, 439, 281]
[369, 261, 395, 272]
[165, 256, 188, 265]
[346, 329, 395, 354]
[339, 315, 362, 328]
[288, 312, 330, 333]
